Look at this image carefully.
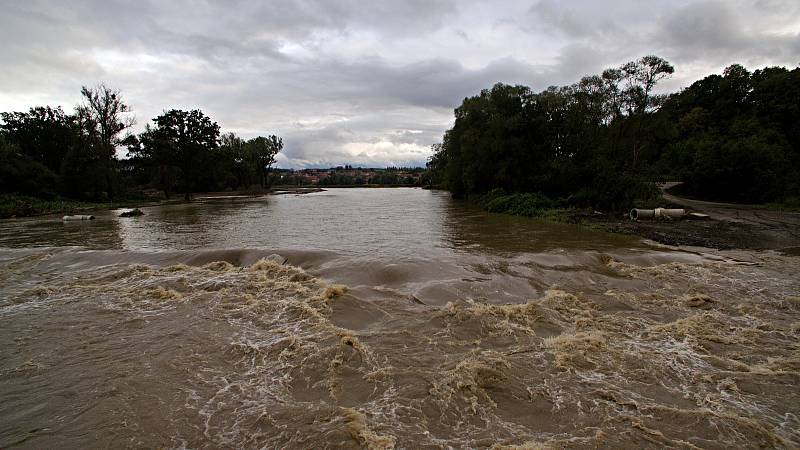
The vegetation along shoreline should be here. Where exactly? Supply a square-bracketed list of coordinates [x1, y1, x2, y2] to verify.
[2, 56, 799, 251]
[424, 55, 799, 251]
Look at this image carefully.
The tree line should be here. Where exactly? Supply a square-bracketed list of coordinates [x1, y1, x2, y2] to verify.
[427, 57, 800, 208]
[1, 84, 282, 202]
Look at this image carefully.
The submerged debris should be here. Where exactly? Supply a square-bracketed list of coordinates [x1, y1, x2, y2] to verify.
[119, 208, 144, 217]
[62, 214, 95, 221]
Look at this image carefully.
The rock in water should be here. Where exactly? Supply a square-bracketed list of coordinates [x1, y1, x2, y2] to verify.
[120, 208, 145, 217]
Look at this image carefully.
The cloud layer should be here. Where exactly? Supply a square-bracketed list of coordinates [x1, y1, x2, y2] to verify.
[2, 0, 798, 167]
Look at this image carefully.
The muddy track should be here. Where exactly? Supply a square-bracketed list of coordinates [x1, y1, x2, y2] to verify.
[585, 183, 800, 251]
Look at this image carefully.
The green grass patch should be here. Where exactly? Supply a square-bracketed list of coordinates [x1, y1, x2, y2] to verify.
[0, 194, 157, 219]
[473, 190, 575, 220]
[763, 196, 800, 213]
[0, 194, 101, 218]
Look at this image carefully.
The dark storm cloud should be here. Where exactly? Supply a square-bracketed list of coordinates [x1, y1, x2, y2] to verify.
[2, 0, 798, 167]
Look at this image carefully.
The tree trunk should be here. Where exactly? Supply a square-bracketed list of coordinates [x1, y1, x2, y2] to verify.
[106, 171, 114, 202]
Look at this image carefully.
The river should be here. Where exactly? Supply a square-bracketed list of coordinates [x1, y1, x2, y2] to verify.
[1, 188, 798, 448]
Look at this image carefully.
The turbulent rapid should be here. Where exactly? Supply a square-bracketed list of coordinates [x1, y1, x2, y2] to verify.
[1, 189, 798, 449]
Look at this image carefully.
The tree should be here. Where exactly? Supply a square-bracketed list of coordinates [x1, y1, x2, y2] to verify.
[621, 55, 675, 114]
[655, 64, 800, 202]
[427, 55, 678, 209]
[0, 105, 106, 199]
[246, 135, 282, 188]
[620, 56, 674, 167]
[0, 134, 58, 198]
[140, 109, 220, 199]
[79, 83, 134, 200]
[0, 106, 75, 174]
[60, 105, 106, 198]
[219, 132, 250, 189]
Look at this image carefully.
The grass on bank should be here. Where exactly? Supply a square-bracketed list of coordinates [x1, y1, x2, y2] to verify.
[471, 188, 669, 223]
[0, 193, 156, 219]
[763, 197, 800, 213]
[473, 190, 576, 221]
[474, 188, 800, 234]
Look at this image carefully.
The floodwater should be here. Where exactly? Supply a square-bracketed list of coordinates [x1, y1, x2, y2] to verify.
[1, 188, 798, 449]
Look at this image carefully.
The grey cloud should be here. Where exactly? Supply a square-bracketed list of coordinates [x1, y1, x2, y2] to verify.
[528, 0, 626, 40]
[306, 56, 538, 108]
[661, 2, 750, 51]
[2, 0, 798, 168]
[658, 0, 800, 64]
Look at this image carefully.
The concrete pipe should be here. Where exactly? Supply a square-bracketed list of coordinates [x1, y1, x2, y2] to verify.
[629, 208, 655, 220]
[630, 208, 685, 220]
[62, 215, 95, 221]
[654, 208, 685, 220]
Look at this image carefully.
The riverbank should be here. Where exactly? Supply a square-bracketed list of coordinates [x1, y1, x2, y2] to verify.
[0, 194, 165, 219]
[0, 188, 327, 219]
[573, 211, 797, 251]
[473, 191, 800, 251]
[464, 188, 800, 251]
[585, 185, 800, 251]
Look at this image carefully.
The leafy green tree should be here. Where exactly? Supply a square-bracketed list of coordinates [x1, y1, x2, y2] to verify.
[79, 84, 134, 200]
[219, 132, 251, 189]
[0, 105, 105, 199]
[0, 106, 75, 174]
[655, 64, 799, 202]
[620, 55, 674, 167]
[60, 106, 106, 199]
[246, 135, 282, 188]
[138, 109, 220, 199]
[0, 134, 58, 198]
[428, 56, 675, 209]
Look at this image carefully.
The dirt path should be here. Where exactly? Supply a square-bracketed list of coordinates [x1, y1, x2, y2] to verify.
[584, 183, 800, 251]
[661, 182, 800, 228]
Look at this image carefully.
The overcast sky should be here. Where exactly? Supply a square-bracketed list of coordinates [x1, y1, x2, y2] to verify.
[2, 0, 798, 168]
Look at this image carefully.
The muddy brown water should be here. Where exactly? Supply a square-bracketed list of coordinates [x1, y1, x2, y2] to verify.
[1, 188, 798, 449]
